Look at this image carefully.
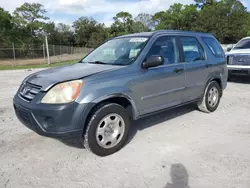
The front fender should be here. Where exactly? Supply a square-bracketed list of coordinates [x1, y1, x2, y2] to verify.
[78, 87, 133, 104]
[76, 87, 139, 129]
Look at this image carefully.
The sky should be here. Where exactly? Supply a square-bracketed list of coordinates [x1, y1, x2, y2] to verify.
[0, 0, 249, 26]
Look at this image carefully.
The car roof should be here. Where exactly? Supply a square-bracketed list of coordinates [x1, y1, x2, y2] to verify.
[115, 30, 213, 38]
[240, 37, 250, 40]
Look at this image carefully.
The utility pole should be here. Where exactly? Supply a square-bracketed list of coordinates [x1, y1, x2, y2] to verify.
[42, 43, 46, 63]
[12, 43, 16, 66]
[45, 34, 51, 65]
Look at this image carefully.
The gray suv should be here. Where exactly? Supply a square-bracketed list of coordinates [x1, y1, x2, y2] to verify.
[13, 30, 228, 156]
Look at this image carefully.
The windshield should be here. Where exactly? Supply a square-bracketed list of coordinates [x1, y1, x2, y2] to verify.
[233, 39, 250, 50]
[81, 37, 149, 65]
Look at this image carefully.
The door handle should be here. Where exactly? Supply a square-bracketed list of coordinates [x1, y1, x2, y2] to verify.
[173, 68, 184, 73]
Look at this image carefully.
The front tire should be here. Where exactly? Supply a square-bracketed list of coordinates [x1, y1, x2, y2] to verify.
[83, 103, 131, 156]
[198, 81, 222, 113]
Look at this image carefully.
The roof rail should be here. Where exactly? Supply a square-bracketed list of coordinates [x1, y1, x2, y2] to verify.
[153, 29, 212, 35]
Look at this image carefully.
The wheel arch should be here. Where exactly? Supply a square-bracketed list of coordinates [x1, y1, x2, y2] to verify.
[198, 76, 222, 113]
[91, 93, 138, 119]
[79, 93, 138, 131]
[203, 75, 223, 97]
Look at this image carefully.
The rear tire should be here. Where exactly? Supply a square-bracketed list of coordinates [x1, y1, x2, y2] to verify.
[198, 81, 222, 113]
[82, 103, 131, 156]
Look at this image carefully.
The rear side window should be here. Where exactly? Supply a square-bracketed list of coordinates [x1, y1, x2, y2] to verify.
[202, 37, 224, 58]
[180, 37, 205, 62]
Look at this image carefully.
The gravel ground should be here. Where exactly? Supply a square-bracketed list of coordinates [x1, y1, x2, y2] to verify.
[0, 69, 250, 188]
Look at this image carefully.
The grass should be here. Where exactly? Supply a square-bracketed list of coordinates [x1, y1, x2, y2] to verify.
[0, 60, 77, 70]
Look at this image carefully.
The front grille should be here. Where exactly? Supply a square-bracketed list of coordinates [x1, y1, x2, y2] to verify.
[229, 54, 250, 65]
[18, 82, 42, 102]
[14, 105, 32, 127]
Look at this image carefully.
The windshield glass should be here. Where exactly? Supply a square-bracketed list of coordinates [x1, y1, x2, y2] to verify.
[81, 37, 149, 65]
[233, 39, 250, 50]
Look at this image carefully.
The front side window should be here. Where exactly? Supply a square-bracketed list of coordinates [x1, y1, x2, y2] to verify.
[180, 37, 205, 62]
[202, 37, 224, 58]
[233, 39, 250, 50]
[81, 37, 149, 65]
[146, 36, 179, 65]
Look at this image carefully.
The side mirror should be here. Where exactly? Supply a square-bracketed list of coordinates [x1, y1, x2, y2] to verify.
[227, 47, 232, 52]
[142, 55, 164, 69]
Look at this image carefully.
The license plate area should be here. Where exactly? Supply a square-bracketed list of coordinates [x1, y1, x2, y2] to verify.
[231, 70, 249, 75]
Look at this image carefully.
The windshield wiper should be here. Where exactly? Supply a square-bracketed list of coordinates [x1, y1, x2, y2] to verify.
[88, 61, 108, 65]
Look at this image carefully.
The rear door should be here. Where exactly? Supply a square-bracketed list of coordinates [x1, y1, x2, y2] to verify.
[179, 36, 210, 102]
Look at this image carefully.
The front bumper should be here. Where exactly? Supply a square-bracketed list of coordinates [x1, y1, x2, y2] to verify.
[227, 65, 250, 75]
[13, 94, 87, 138]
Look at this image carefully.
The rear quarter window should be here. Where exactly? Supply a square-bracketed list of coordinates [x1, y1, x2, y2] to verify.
[202, 37, 224, 58]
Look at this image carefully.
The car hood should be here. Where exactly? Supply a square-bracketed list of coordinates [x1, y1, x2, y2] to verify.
[226, 49, 250, 55]
[24, 63, 122, 91]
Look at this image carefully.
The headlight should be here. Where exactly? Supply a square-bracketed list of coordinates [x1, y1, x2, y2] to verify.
[228, 56, 233, 65]
[41, 80, 83, 104]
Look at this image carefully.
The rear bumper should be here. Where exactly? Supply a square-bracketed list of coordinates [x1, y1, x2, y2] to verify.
[228, 65, 250, 75]
[13, 94, 87, 139]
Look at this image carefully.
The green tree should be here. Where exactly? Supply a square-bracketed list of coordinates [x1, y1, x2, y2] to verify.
[0, 7, 13, 44]
[12, 3, 49, 46]
[153, 4, 184, 30]
[182, 5, 199, 31]
[88, 29, 107, 48]
[110, 12, 134, 36]
[73, 17, 107, 47]
[13, 3, 48, 24]
[152, 11, 168, 30]
[153, 3, 198, 31]
[41, 22, 76, 46]
[246, 15, 250, 36]
[131, 21, 148, 33]
[195, 0, 216, 8]
[55, 23, 75, 45]
[134, 13, 154, 31]
[166, 3, 185, 30]
[1, 0, 250, 48]
[197, 0, 249, 43]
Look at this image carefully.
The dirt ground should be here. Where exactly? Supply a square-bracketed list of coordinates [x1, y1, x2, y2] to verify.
[0, 69, 250, 188]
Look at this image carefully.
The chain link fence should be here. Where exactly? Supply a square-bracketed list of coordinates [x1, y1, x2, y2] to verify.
[0, 43, 93, 66]
[0, 42, 235, 66]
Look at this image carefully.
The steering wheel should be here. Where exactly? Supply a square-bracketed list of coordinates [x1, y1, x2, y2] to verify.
[114, 45, 132, 65]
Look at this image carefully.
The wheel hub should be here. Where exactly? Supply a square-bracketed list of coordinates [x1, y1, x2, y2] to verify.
[95, 113, 125, 149]
[104, 126, 114, 135]
[208, 87, 219, 107]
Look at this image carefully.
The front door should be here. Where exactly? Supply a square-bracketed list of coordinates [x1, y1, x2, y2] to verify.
[136, 35, 186, 115]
